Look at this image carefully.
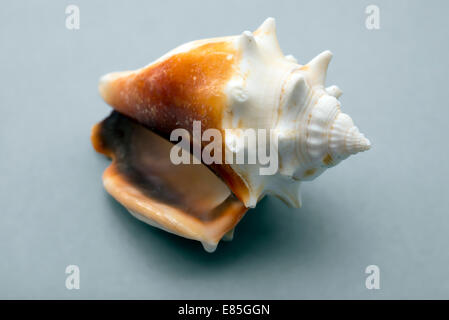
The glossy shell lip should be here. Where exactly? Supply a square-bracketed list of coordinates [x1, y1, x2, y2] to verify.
[92, 112, 248, 252]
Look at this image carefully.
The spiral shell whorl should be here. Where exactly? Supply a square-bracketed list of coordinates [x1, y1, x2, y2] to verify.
[329, 113, 371, 160]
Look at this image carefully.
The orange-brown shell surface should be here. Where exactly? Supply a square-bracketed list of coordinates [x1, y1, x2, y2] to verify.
[99, 40, 251, 204]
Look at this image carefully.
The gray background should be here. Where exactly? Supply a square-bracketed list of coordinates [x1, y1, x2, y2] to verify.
[0, 0, 448, 299]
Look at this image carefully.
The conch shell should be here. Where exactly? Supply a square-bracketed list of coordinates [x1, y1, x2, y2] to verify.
[92, 18, 370, 252]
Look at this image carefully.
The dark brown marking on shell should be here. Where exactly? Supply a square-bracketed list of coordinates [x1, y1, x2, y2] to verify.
[322, 153, 333, 166]
[303, 168, 317, 177]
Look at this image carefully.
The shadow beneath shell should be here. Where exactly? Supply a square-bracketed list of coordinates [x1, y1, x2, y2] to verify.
[104, 186, 338, 278]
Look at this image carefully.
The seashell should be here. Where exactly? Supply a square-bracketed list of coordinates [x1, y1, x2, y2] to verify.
[92, 18, 370, 252]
